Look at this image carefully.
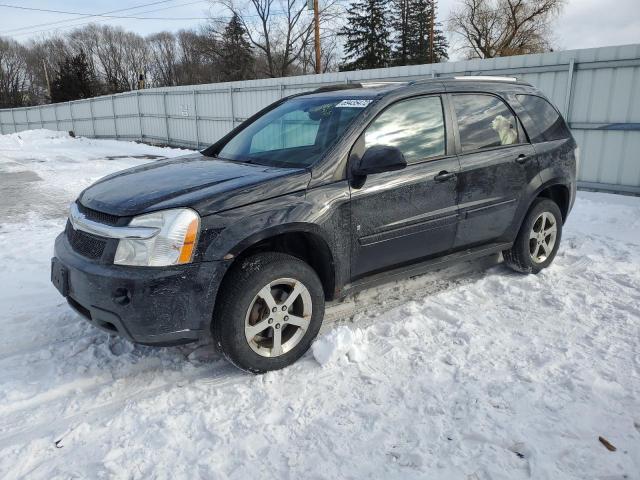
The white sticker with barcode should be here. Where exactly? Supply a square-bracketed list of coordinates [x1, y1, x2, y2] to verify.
[335, 99, 373, 108]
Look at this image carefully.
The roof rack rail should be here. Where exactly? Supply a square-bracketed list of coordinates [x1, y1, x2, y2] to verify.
[453, 75, 518, 82]
[407, 77, 445, 86]
[312, 83, 362, 93]
[360, 81, 409, 88]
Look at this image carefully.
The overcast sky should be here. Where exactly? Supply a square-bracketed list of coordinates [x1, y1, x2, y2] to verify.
[2, 0, 639, 60]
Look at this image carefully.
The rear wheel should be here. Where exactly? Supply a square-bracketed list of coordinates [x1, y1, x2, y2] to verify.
[212, 252, 325, 373]
[503, 198, 563, 274]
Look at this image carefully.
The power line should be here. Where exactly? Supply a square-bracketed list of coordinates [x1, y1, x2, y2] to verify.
[1, 0, 185, 35]
[5, 0, 342, 39]
[0, 3, 208, 20]
[6, 1, 211, 37]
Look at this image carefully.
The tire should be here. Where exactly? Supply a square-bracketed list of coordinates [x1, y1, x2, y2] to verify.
[503, 197, 563, 274]
[212, 252, 325, 373]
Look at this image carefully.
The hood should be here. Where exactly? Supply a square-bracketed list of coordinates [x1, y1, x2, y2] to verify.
[79, 153, 311, 217]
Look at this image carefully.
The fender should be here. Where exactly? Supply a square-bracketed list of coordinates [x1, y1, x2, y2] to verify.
[502, 133, 576, 243]
[196, 219, 337, 333]
[207, 220, 339, 302]
[198, 180, 352, 292]
[505, 177, 572, 242]
[530, 177, 572, 218]
[223, 221, 335, 260]
[535, 137, 577, 208]
[200, 189, 335, 259]
[500, 173, 570, 244]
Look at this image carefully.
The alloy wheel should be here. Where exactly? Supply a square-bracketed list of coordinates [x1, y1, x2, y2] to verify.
[529, 211, 557, 264]
[244, 278, 313, 357]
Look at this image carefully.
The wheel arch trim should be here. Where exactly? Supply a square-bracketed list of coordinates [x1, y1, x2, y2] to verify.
[223, 222, 334, 258]
[212, 222, 338, 300]
[529, 179, 572, 221]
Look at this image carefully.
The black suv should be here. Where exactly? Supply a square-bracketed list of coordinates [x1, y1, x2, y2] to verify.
[51, 77, 577, 372]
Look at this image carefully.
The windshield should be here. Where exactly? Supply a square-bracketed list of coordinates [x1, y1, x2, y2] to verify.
[216, 96, 372, 168]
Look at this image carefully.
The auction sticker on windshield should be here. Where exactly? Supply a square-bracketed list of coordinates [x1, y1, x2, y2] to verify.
[335, 99, 373, 108]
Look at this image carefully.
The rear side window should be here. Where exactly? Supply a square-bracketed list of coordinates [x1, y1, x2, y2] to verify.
[364, 96, 445, 163]
[516, 94, 571, 143]
[452, 94, 519, 152]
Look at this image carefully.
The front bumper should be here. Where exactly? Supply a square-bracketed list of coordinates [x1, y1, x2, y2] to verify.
[52, 232, 224, 346]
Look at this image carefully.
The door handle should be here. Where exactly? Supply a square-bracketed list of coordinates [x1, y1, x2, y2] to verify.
[434, 171, 457, 182]
[515, 154, 530, 164]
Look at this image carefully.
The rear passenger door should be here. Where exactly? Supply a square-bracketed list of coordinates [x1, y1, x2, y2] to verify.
[449, 93, 538, 249]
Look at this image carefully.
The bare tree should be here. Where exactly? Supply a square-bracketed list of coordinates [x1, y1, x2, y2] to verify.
[22, 44, 50, 103]
[120, 31, 149, 90]
[216, 0, 343, 77]
[68, 24, 148, 93]
[215, 0, 344, 77]
[0, 37, 29, 107]
[0, 35, 72, 107]
[27, 36, 70, 101]
[147, 32, 179, 87]
[67, 25, 104, 87]
[300, 31, 338, 73]
[448, 0, 564, 59]
[176, 29, 220, 84]
[1, 3, 351, 108]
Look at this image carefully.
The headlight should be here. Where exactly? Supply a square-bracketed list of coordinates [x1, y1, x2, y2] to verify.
[114, 208, 200, 266]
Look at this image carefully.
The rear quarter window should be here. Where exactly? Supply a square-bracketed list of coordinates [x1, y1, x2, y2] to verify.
[516, 94, 571, 143]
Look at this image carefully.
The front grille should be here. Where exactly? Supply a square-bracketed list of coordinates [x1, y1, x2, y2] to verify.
[76, 202, 121, 226]
[66, 222, 107, 259]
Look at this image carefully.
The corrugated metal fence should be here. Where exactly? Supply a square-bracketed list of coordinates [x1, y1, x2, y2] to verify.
[1, 44, 639, 194]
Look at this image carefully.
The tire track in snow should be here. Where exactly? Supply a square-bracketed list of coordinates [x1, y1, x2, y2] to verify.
[0, 330, 96, 363]
[324, 255, 500, 328]
[0, 257, 500, 449]
[0, 363, 240, 448]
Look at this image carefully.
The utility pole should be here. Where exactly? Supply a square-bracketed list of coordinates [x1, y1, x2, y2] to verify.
[429, 1, 435, 64]
[313, 0, 321, 74]
[42, 59, 51, 100]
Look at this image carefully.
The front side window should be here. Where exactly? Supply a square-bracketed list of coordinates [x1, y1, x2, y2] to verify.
[250, 109, 320, 152]
[364, 96, 445, 163]
[516, 94, 570, 143]
[452, 94, 519, 152]
[217, 97, 369, 168]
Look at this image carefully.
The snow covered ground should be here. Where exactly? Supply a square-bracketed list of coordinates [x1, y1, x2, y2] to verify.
[0, 130, 639, 479]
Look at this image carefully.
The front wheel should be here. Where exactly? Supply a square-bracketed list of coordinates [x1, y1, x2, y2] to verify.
[503, 198, 563, 274]
[212, 252, 325, 373]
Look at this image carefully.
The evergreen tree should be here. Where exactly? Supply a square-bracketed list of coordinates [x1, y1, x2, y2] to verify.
[50, 51, 97, 103]
[339, 0, 391, 71]
[391, 0, 411, 65]
[218, 13, 254, 82]
[391, 0, 449, 65]
[407, 0, 449, 64]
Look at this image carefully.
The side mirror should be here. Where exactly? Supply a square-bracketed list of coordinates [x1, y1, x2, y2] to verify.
[352, 145, 407, 177]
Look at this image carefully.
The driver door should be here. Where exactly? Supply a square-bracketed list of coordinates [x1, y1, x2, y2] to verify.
[349, 95, 461, 279]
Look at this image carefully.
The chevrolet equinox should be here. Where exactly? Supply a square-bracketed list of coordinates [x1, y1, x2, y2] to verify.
[51, 77, 577, 372]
